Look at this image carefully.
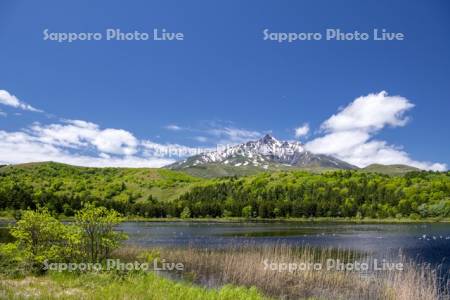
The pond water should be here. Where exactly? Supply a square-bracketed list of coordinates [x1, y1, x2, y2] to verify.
[2, 220, 449, 281]
[120, 221, 450, 278]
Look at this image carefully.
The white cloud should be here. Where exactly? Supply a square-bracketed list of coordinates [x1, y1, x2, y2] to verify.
[0, 127, 174, 168]
[294, 123, 310, 137]
[165, 124, 183, 131]
[141, 140, 207, 158]
[305, 91, 446, 171]
[29, 120, 139, 156]
[0, 90, 43, 112]
[306, 130, 370, 154]
[30, 120, 99, 149]
[321, 91, 414, 133]
[0, 119, 206, 167]
[208, 127, 261, 145]
[1, 89, 444, 171]
[163, 121, 264, 146]
[0, 92, 251, 167]
[194, 136, 208, 143]
[0, 105, 250, 167]
[92, 129, 138, 156]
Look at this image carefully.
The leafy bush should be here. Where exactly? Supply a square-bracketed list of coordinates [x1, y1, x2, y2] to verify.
[1, 205, 126, 275]
[0, 243, 26, 277]
[75, 204, 127, 262]
[9, 208, 71, 273]
[180, 207, 191, 219]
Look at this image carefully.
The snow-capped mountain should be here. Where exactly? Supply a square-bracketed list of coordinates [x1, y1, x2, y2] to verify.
[167, 134, 356, 175]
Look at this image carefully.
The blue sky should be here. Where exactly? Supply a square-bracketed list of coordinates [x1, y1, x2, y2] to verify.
[0, 0, 449, 169]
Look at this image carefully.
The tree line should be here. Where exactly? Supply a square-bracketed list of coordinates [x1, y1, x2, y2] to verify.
[0, 163, 449, 219]
[175, 171, 450, 219]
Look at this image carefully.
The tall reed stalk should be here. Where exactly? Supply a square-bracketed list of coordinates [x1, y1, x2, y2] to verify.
[155, 243, 446, 300]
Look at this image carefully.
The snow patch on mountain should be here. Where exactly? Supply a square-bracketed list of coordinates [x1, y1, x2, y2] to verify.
[167, 134, 357, 171]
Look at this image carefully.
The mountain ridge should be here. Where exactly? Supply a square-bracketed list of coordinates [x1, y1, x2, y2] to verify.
[166, 134, 357, 177]
[361, 163, 420, 175]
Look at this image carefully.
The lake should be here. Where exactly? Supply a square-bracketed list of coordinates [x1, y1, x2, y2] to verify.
[2, 220, 449, 281]
[120, 221, 450, 279]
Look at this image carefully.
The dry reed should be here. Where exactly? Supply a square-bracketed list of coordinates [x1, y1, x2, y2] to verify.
[155, 243, 446, 300]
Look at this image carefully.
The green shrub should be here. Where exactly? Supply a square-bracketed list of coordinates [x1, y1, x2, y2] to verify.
[9, 208, 70, 273]
[75, 204, 127, 262]
[0, 243, 27, 277]
[241, 205, 252, 218]
[1, 205, 126, 275]
[180, 206, 192, 219]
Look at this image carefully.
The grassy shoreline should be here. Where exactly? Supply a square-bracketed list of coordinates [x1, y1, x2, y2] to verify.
[117, 244, 447, 300]
[2, 207, 447, 299]
[2, 244, 446, 300]
[123, 216, 450, 224]
[1, 214, 449, 224]
[0, 272, 269, 300]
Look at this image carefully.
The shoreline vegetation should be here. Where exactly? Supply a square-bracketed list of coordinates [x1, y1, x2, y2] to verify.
[0, 272, 268, 300]
[1, 209, 449, 224]
[155, 244, 445, 300]
[1, 207, 449, 299]
[2, 247, 445, 300]
[126, 216, 450, 223]
[1, 213, 450, 224]
[1, 244, 447, 300]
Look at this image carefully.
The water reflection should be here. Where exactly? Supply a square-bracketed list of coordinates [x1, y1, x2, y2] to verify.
[119, 222, 450, 272]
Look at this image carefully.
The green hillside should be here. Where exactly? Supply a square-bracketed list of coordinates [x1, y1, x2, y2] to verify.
[0, 162, 201, 215]
[175, 170, 450, 219]
[174, 162, 425, 178]
[171, 162, 358, 178]
[0, 162, 449, 220]
[361, 164, 420, 175]
[172, 162, 303, 178]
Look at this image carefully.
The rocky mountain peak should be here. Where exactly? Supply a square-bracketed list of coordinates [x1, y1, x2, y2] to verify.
[167, 134, 357, 172]
[259, 134, 279, 145]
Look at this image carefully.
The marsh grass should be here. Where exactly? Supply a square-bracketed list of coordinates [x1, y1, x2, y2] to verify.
[0, 271, 268, 300]
[2, 244, 447, 300]
[155, 243, 447, 300]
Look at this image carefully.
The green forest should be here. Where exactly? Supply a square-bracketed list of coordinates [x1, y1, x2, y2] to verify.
[1, 162, 449, 219]
[176, 171, 450, 219]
